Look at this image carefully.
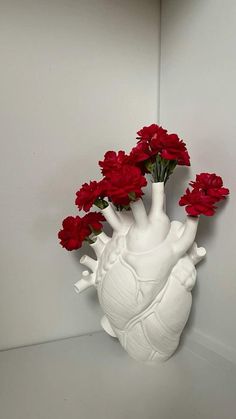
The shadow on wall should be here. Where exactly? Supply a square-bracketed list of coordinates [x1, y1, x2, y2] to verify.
[181, 198, 229, 337]
[162, 161, 229, 338]
[160, 0, 205, 43]
[32, 145, 106, 240]
[164, 165, 190, 216]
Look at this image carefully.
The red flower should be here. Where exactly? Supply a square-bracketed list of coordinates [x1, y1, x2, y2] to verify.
[189, 173, 229, 201]
[128, 141, 151, 163]
[58, 216, 91, 250]
[179, 172, 229, 217]
[137, 124, 190, 169]
[127, 141, 151, 173]
[137, 124, 167, 142]
[58, 212, 105, 251]
[105, 165, 147, 206]
[83, 212, 105, 232]
[99, 151, 129, 176]
[150, 133, 190, 166]
[75, 180, 106, 212]
[179, 188, 216, 216]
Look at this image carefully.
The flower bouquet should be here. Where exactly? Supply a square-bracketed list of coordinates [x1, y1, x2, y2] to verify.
[58, 124, 229, 362]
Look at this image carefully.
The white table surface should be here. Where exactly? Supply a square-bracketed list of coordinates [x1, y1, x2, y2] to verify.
[0, 331, 236, 419]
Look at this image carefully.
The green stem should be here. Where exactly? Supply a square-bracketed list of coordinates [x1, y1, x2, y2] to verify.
[164, 160, 177, 184]
[94, 198, 109, 210]
[85, 237, 94, 244]
[145, 159, 154, 174]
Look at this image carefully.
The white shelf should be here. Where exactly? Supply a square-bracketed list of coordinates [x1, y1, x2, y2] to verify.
[0, 331, 236, 419]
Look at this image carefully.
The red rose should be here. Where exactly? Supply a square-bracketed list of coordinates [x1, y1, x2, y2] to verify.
[105, 165, 147, 206]
[137, 124, 167, 142]
[150, 133, 190, 166]
[99, 150, 129, 176]
[58, 216, 91, 250]
[75, 180, 106, 212]
[189, 173, 229, 201]
[179, 188, 216, 216]
[83, 212, 105, 232]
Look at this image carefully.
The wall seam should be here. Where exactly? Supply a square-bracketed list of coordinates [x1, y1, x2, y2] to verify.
[157, 0, 162, 124]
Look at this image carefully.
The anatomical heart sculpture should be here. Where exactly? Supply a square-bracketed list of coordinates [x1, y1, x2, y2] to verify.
[58, 124, 229, 363]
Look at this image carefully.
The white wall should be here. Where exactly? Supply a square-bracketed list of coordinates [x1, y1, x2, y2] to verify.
[4, 0, 234, 360]
[0, 0, 160, 349]
[160, 0, 236, 361]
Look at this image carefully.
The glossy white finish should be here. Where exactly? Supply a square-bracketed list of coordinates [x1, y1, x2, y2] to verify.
[76, 183, 206, 362]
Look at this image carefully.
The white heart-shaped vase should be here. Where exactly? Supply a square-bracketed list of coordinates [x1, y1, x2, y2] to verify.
[75, 182, 206, 363]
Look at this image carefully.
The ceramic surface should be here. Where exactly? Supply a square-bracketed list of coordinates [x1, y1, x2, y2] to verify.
[75, 183, 206, 362]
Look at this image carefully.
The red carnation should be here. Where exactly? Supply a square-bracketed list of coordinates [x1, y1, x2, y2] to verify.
[83, 212, 105, 232]
[179, 188, 216, 216]
[99, 150, 129, 176]
[105, 165, 147, 206]
[58, 216, 91, 251]
[179, 172, 229, 217]
[189, 173, 229, 201]
[75, 180, 106, 212]
[127, 141, 151, 173]
[150, 133, 190, 166]
[137, 124, 167, 142]
[58, 212, 105, 251]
